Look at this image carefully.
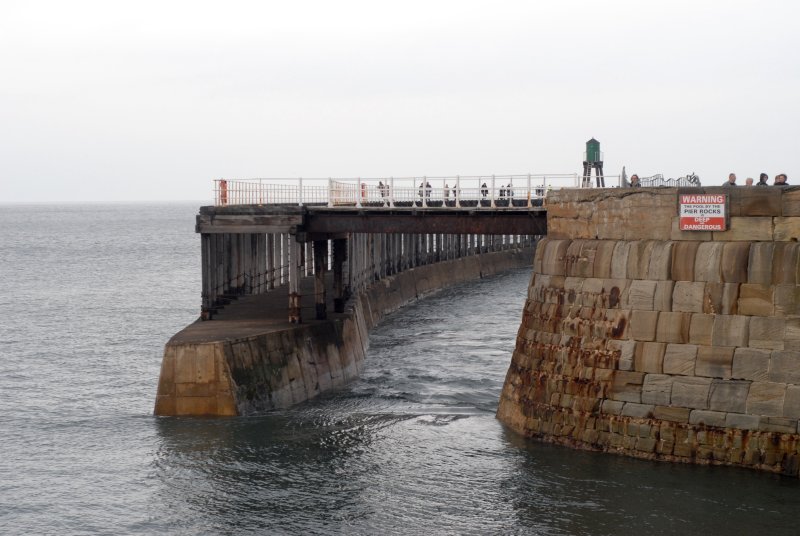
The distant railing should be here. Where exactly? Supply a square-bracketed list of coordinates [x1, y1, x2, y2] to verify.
[637, 173, 702, 188]
[213, 174, 623, 208]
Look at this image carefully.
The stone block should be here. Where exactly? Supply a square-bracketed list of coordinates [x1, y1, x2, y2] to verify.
[702, 282, 739, 315]
[601, 399, 625, 415]
[610, 241, 630, 279]
[748, 242, 775, 285]
[774, 284, 800, 316]
[663, 344, 698, 376]
[592, 240, 617, 279]
[725, 413, 760, 430]
[647, 241, 673, 280]
[629, 310, 659, 342]
[689, 410, 727, 427]
[721, 242, 751, 283]
[695, 346, 734, 379]
[735, 187, 782, 216]
[694, 242, 724, 282]
[655, 311, 692, 343]
[654, 406, 690, 423]
[626, 241, 656, 280]
[748, 317, 786, 350]
[711, 315, 749, 347]
[635, 342, 665, 374]
[654, 281, 675, 311]
[540, 239, 571, 276]
[771, 242, 800, 284]
[782, 385, 800, 419]
[731, 348, 771, 381]
[768, 351, 800, 384]
[713, 217, 773, 241]
[738, 284, 774, 316]
[708, 380, 750, 413]
[782, 189, 800, 216]
[774, 217, 800, 242]
[787, 319, 800, 341]
[671, 241, 700, 281]
[610, 371, 645, 403]
[627, 280, 657, 310]
[759, 417, 797, 434]
[746, 381, 786, 416]
[607, 339, 636, 371]
[621, 402, 655, 418]
[671, 217, 712, 242]
[672, 281, 705, 313]
[671, 377, 712, 409]
[689, 314, 715, 345]
[602, 279, 628, 309]
[642, 374, 673, 405]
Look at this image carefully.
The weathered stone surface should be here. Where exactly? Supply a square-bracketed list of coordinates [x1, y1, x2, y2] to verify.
[749, 317, 786, 350]
[772, 243, 800, 284]
[540, 239, 571, 276]
[671, 241, 700, 281]
[647, 241, 673, 280]
[610, 241, 630, 279]
[782, 189, 800, 217]
[672, 281, 706, 313]
[671, 217, 712, 241]
[774, 217, 800, 242]
[621, 402, 655, 418]
[627, 241, 656, 280]
[695, 346, 734, 379]
[711, 315, 749, 347]
[768, 351, 800, 384]
[607, 339, 636, 371]
[702, 282, 739, 315]
[656, 311, 692, 343]
[782, 385, 800, 419]
[689, 313, 715, 346]
[725, 413, 760, 430]
[601, 399, 625, 415]
[713, 217, 773, 241]
[626, 280, 657, 310]
[738, 284, 775, 316]
[721, 242, 751, 283]
[731, 348, 771, 381]
[734, 187, 782, 217]
[593, 240, 617, 278]
[671, 377, 712, 409]
[642, 374, 673, 405]
[774, 284, 800, 316]
[759, 417, 797, 434]
[663, 344, 698, 376]
[746, 382, 786, 416]
[708, 380, 750, 413]
[694, 242, 724, 282]
[654, 281, 674, 311]
[610, 371, 645, 403]
[635, 342, 666, 374]
[747, 242, 775, 285]
[629, 310, 659, 341]
[654, 406, 690, 423]
[690, 410, 727, 427]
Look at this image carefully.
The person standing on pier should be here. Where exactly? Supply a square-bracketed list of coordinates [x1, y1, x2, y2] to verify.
[629, 174, 640, 187]
[756, 173, 769, 186]
[774, 174, 789, 186]
[481, 182, 488, 198]
[745, 177, 754, 186]
[723, 173, 737, 186]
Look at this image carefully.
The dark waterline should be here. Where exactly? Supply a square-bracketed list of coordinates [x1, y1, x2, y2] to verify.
[2, 203, 800, 535]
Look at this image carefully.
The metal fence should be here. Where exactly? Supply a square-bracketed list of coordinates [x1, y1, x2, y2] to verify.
[212, 174, 624, 207]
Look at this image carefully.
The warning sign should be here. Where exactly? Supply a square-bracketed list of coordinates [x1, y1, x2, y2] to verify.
[679, 194, 727, 231]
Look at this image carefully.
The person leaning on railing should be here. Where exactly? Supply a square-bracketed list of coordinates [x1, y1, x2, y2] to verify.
[629, 174, 640, 187]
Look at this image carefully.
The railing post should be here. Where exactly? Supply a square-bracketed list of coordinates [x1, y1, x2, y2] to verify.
[422, 175, 428, 208]
[491, 175, 496, 208]
[389, 176, 395, 208]
[356, 177, 362, 208]
[298, 177, 303, 206]
[328, 178, 334, 207]
[455, 175, 461, 208]
[527, 174, 532, 208]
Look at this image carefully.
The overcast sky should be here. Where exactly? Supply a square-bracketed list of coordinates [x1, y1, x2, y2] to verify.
[1, 0, 797, 202]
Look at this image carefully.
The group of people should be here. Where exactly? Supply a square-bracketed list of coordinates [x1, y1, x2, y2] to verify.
[723, 173, 789, 186]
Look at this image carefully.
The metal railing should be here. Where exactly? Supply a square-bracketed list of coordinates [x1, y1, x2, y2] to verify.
[212, 174, 623, 207]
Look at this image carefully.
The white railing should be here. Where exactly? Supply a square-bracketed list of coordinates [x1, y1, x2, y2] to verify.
[213, 174, 622, 208]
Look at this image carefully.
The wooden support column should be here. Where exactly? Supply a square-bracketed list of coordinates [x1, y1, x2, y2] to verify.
[333, 238, 347, 313]
[288, 235, 302, 323]
[313, 239, 327, 320]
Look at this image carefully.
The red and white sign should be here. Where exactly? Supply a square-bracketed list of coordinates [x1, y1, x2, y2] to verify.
[679, 194, 727, 231]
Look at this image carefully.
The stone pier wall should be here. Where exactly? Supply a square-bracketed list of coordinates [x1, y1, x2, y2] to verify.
[497, 187, 800, 476]
[157, 247, 533, 416]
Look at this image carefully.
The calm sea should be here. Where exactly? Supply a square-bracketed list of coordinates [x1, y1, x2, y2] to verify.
[2, 203, 800, 535]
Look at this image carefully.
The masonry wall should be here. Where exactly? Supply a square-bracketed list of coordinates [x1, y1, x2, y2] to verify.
[497, 187, 800, 476]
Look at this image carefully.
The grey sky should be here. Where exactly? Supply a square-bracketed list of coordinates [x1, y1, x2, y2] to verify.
[1, 0, 797, 202]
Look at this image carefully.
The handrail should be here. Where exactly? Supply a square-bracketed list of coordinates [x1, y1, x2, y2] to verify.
[213, 174, 624, 207]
